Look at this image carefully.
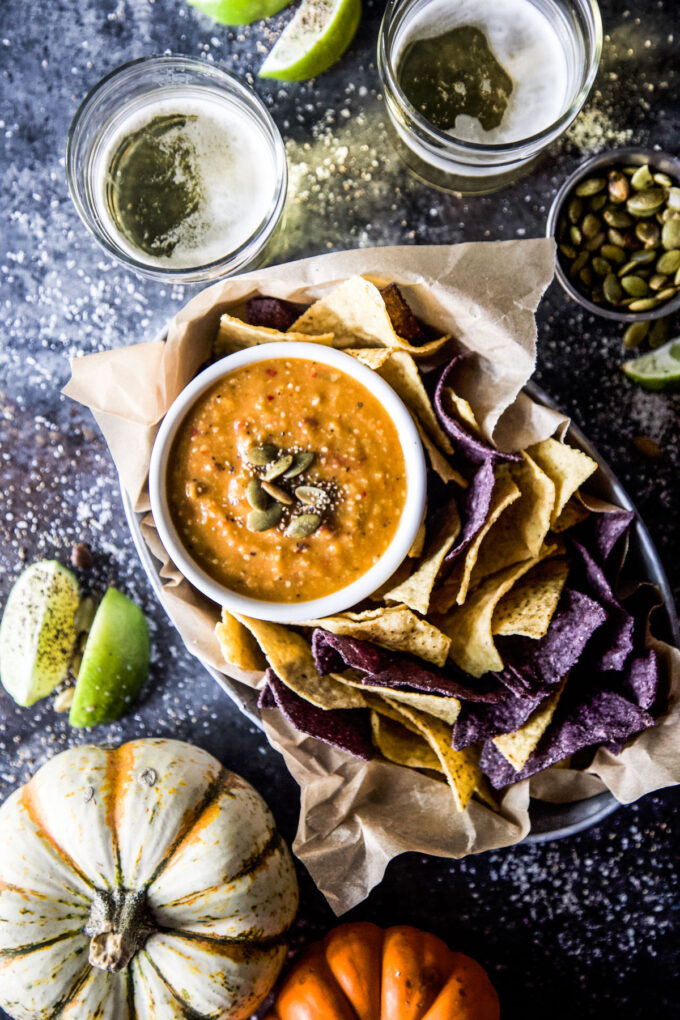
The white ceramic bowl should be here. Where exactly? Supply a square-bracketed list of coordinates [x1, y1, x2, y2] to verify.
[149, 342, 427, 623]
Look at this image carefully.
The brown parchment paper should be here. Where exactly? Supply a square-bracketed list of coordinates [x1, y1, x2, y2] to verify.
[63, 243, 680, 914]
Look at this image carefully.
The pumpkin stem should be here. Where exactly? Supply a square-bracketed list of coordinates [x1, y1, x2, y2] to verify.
[85, 888, 156, 972]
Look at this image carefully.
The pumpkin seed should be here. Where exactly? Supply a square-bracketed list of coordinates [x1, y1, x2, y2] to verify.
[618, 260, 640, 277]
[603, 209, 633, 229]
[630, 164, 654, 190]
[633, 435, 663, 459]
[627, 188, 667, 217]
[659, 207, 676, 222]
[635, 220, 660, 247]
[247, 504, 283, 532]
[649, 274, 669, 291]
[581, 213, 601, 239]
[648, 318, 669, 349]
[286, 513, 322, 539]
[569, 225, 582, 245]
[620, 275, 649, 298]
[261, 480, 294, 505]
[584, 231, 606, 252]
[657, 250, 680, 274]
[567, 198, 583, 223]
[294, 484, 327, 505]
[246, 478, 269, 511]
[655, 286, 678, 302]
[590, 194, 608, 212]
[661, 219, 680, 251]
[247, 442, 278, 466]
[575, 177, 606, 197]
[607, 227, 630, 249]
[623, 166, 638, 177]
[591, 257, 611, 277]
[622, 321, 649, 348]
[560, 243, 578, 260]
[608, 171, 629, 203]
[569, 251, 589, 277]
[629, 249, 656, 265]
[579, 267, 593, 288]
[263, 453, 294, 480]
[283, 451, 315, 479]
[653, 172, 673, 188]
[667, 188, 680, 212]
[600, 244, 626, 264]
[603, 273, 623, 305]
[628, 297, 663, 311]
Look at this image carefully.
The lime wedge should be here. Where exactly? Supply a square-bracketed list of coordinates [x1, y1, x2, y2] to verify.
[0, 561, 80, 707]
[622, 337, 680, 391]
[259, 0, 361, 81]
[189, 0, 292, 26]
[69, 588, 149, 728]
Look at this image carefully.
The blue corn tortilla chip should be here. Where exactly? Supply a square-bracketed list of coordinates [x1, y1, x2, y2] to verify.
[441, 459, 496, 570]
[259, 670, 374, 761]
[480, 689, 655, 788]
[494, 588, 608, 697]
[569, 540, 635, 672]
[247, 296, 306, 332]
[453, 688, 545, 750]
[434, 356, 521, 467]
[576, 508, 635, 564]
[621, 648, 660, 711]
[311, 629, 504, 702]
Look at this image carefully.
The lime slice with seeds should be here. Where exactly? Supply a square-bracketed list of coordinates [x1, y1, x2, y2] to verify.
[259, 0, 361, 81]
[622, 337, 680, 391]
[189, 0, 292, 26]
[0, 561, 80, 707]
[69, 588, 149, 728]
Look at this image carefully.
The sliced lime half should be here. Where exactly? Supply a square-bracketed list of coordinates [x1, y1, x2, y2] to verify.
[189, 0, 292, 26]
[622, 337, 680, 391]
[0, 561, 80, 707]
[69, 588, 149, 728]
[259, 0, 361, 81]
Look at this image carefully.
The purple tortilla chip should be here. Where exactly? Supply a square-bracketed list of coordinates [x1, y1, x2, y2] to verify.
[311, 629, 503, 702]
[495, 589, 608, 697]
[480, 689, 654, 788]
[442, 459, 496, 570]
[247, 296, 306, 332]
[453, 688, 546, 750]
[578, 509, 635, 564]
[570, 540, 635, 672]
[259, 670, 374, 761]
[434, 357, 521, 467]
[621, 648, 660, 711]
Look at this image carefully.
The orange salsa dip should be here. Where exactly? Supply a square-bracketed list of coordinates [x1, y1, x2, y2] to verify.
[167, 357, 408, 603]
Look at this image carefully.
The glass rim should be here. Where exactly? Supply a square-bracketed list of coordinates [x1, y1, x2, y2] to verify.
[377, 0, 603, 157]
[65, 55, 288, 283]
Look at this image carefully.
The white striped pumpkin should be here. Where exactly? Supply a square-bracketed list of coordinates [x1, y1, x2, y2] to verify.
[0, 738, 298, 1020]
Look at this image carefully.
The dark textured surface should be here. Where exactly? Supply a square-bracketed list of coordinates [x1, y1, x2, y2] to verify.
[1, 1, 679, 1017]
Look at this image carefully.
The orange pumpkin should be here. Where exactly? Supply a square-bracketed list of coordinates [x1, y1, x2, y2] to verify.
[266, 922, 500, 1020]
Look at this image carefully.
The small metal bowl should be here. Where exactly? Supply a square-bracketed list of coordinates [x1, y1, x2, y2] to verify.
[547, 147, 680, 322]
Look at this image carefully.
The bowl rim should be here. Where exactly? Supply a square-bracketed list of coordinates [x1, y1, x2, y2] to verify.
[546, 146, 680, 323]
[149, 342, 428, 623]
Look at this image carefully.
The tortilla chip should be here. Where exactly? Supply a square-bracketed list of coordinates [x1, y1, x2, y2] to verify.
[437, 549, 558, 677]
[383, 500, 461, 614]
[471, 453, 555, 581]
[492, 681, 566, 771]
[408, 515, 426, 559]
[376, 351, 454, 453]
[301, 605, 451, 667]
[551, 498, 590, 533]
[291, 277, 451, 357]
[215, 609, 266, 672]
[441, 387, 481, 437]
[527, 437, 597, 523]
[247, 296, 305, 331]
[215, 311, 334, 357]
[433, 468, 521, 611]
[416, 423, 467, 487]
[379, 283, 432, 345]
[347, 347, 393, 370]
[380, 698, 481, 811]
[370, 711, 442, 771]
[333, 671, 461, 725]
[233, 614, 367, 710]
[492, 557, 570, 639]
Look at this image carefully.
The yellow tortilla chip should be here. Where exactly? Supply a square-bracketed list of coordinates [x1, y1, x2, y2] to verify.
[384, 501, 461, 614]
[471, 453, 555, 582]
[381, 698, 481, 811]
[416, 423, 467, 488]
[291, 277, 451, 358]
[215, 609, 266, 672]
[492, 557, 570, 639]
[441, 387, 482, 436]
[370, 712, 442, 771]
[436, 548, 558, 677]
[408, 509, 427, 559]
[493, 681, 566, 771]
[347, 348, 393, 370]
[232, 614, 367, 710]
[552, 498, 590, 533]
[214, 312, 334, 357]
[299, 605, 451, 667]
[433, 468, 521, 612]
[370, 560, 413, 602]
[375, 351, 454, 453]
[528, 437, 597, 523]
